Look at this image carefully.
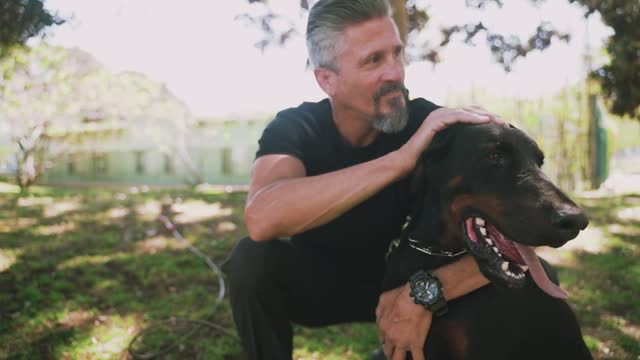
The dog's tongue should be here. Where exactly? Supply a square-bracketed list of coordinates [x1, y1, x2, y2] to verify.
[514, 243, 568, 300]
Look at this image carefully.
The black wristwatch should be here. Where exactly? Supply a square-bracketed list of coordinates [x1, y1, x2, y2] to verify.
[409, 270, 448, 316]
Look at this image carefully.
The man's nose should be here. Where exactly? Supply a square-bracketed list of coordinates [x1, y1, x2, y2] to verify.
[381, 56, 404, 83]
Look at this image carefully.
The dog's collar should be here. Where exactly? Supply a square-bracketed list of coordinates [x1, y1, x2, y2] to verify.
[407, 237, 468, 257]
[402, 216, 468, 257]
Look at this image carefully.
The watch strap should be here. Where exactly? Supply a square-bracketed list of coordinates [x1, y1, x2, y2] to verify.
[409, 270, 448, 316]
[429, 293, 448, 316]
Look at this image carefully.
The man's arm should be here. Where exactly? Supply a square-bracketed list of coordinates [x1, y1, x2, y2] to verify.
[433, 255, 489, 300]
[246, 107, 502, 241]
[245, 151, 411, 241]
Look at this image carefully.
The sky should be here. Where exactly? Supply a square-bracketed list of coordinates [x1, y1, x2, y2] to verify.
[37, 0, 613, 118]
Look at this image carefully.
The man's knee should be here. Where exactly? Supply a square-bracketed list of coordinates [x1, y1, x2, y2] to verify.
[222, 237, 291, 294]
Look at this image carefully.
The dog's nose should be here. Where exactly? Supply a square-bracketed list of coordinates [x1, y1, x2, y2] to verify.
[551, 207, 589, 233]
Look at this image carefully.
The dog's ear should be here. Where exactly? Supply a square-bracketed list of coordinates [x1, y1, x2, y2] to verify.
[406, 160, 427, 220]
[409, 160, 426, 198]
[406, 124, 458, 224]
[408, 124, 458, 198]
[421, 123, 458, 164]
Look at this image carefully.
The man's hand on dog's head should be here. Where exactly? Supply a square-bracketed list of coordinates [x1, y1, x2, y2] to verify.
[376, 283, 431, 360]
[397, 106, 508, 176]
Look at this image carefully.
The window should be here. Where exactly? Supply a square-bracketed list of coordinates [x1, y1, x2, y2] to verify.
[164, 154, 173, 174]
[135, 151, 145, 174]
[68, 154, 76, 175]
[221, 148, 232, 175]
[93, 154, 108, 174]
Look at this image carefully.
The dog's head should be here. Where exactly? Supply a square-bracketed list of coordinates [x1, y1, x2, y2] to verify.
[407, 123, 588, 299]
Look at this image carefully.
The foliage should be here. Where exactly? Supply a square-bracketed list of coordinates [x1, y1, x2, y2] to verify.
[241, 0, 640, 121]
[0, 0, 65, 52]
[240, 0, 569, 71]
[0, 185, 638, 359]
[69, 70, 204, 185]
[0, 44, 100, 190]
[569, 0, 640, 120]
[0, 44, 202, 190]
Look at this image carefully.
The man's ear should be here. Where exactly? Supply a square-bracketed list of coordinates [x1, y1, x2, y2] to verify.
[314, 67, 337, 97]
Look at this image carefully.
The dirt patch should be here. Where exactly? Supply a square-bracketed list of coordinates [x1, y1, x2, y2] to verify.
[59, 310, 94, 329]
[135, 235, 191, 254]
[34, 222, 77, 236]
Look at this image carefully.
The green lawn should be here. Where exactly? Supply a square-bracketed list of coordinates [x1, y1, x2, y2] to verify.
[0, 182, 638, 359]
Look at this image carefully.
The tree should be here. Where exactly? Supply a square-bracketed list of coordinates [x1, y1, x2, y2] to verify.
[241, 0, 639, 120]
[239, 0, 569, 71]
[73, 70, 203, 185]
[0, 0, 65, 52]
[569, 0, 640, 120]
[0, 44, 99, 191]
[0, 44, 202, 191]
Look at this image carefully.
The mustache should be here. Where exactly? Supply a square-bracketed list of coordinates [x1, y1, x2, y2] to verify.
[373, 82, 408, 102]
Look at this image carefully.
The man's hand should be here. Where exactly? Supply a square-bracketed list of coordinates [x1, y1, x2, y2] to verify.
[376, 283, 432, 360]
[398, 106, 508, 175]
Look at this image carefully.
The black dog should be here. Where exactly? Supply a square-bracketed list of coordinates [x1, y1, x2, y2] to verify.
[383, 123, 593, 360]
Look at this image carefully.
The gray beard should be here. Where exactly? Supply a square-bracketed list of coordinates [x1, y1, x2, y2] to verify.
[371, 94, 409, 134]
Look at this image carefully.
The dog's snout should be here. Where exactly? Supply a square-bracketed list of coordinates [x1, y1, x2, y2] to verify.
[551, 207, 589, 233]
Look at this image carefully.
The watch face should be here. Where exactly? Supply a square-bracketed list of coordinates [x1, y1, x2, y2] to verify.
[414, 278, 440, 304]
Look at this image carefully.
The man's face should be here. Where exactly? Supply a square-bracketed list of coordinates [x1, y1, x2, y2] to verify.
[332, 17, 408, 133]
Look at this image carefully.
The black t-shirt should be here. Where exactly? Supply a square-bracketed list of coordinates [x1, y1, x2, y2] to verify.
[255, 97, 440, 271]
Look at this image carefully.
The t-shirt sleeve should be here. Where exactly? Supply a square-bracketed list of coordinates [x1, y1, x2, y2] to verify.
[411, 98, 442, 128]
[255, 109, 309, 162]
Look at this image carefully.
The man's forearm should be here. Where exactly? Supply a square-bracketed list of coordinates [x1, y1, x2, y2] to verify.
[431, 255, 489, 301]
[245, 149, 414, 241]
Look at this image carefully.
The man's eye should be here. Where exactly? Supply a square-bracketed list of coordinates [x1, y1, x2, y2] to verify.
[368, 55, 381, 64]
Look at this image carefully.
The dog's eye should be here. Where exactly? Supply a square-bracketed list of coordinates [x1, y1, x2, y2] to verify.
[487, 152, 504, 165]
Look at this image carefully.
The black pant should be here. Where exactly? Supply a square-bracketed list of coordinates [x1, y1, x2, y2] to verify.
[221, 237, 385, 360]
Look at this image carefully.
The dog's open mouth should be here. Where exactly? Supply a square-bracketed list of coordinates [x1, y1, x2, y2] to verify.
[463, 217, 568, 300]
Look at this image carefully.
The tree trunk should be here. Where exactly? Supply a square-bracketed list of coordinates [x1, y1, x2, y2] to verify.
[389, 0, 408, 45]
[15, 122, 48, 192]
[16, 150, 36, 192]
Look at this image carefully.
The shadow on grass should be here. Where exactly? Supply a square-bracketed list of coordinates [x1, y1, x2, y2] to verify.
[1, 189, 638, 359]
[552, 194, 640, 359]
[0, 189, 246, 359]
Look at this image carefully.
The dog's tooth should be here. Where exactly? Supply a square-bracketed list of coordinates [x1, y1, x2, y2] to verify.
[493, 247, 499, 253]
[486, 238, 493, 246]
[501, 261, 509, 271]
[519, 265, 529, 272]
[475, 218, 485, 226]
[479, 227, 487, 236]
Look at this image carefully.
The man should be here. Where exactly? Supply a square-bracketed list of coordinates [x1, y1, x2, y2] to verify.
[222, 1, 504, 359]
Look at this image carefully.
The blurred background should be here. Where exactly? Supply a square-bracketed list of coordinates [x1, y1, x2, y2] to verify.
[1, 1, 639, 359]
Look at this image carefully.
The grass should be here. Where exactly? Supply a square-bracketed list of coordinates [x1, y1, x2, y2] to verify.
[0, 182, 639, 359]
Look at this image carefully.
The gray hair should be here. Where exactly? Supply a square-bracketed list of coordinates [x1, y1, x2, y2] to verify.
[306, 0, 392, 71]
